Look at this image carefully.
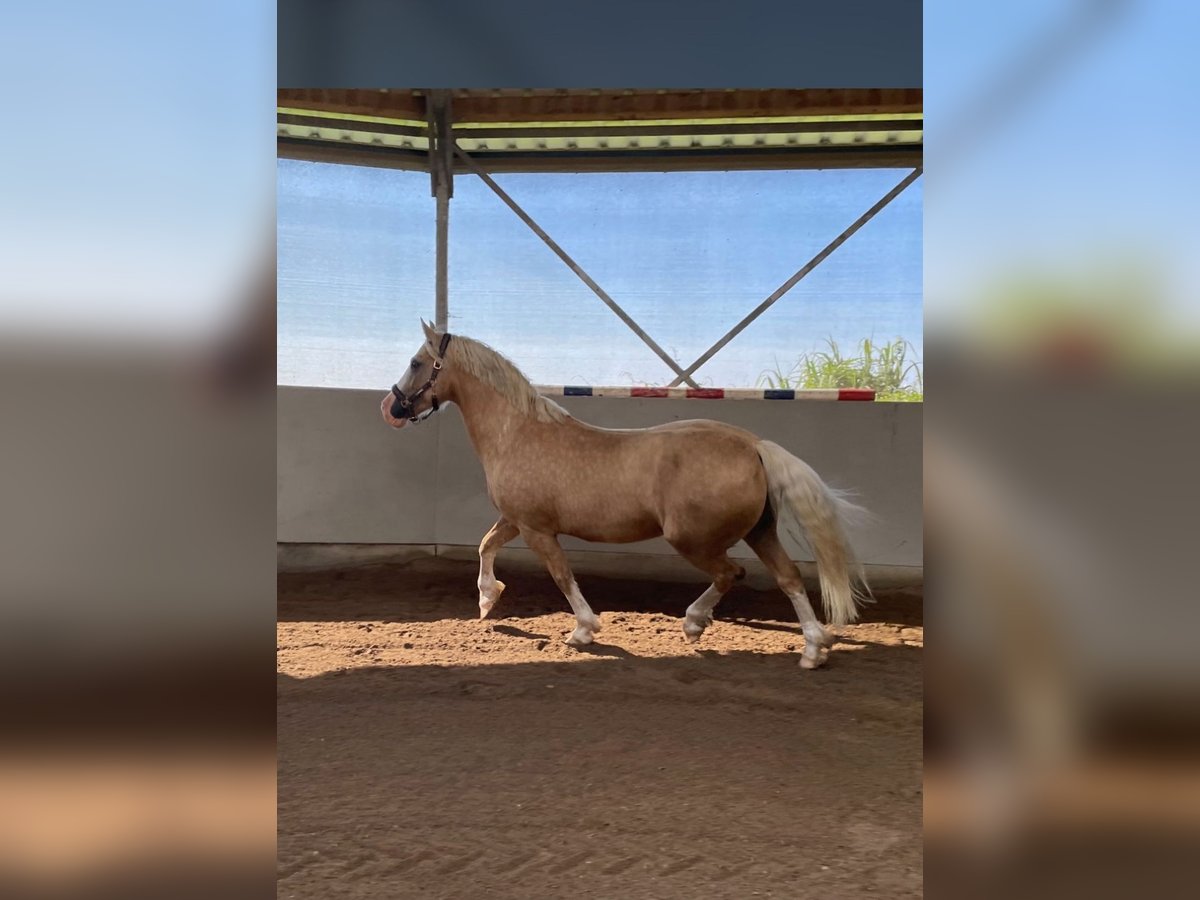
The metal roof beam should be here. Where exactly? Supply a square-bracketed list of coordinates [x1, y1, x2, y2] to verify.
[277, 138, 921, 173]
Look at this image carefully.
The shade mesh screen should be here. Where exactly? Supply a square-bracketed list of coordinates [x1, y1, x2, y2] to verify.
[278, 160, 921, 389]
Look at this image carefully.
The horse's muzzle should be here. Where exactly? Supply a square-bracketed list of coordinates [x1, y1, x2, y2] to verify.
[380, 392, 409, 428]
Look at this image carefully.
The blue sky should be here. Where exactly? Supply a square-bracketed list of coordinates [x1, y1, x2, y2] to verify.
[0, 3, 274, 336]
[923, 0, 1200, 327]
[278, 161, 923, 388]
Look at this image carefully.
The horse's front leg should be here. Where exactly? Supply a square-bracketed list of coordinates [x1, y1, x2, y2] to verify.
[521, 529, 601, 646]
[477, 516, 519, 619]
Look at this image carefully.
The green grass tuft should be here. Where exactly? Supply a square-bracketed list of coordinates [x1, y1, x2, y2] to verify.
[756, 337, 922, 402]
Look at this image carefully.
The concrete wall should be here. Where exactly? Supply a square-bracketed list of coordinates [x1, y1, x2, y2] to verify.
[278, 386, 922, 576]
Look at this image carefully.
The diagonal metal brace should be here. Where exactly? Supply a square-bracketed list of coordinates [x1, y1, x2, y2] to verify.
[668, 167, 923, 386]
[453, 144, 698, 387]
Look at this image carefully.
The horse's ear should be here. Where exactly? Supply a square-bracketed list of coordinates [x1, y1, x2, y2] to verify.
[420, 318, 438, 344]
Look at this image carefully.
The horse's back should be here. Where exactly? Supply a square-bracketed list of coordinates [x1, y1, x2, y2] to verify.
[494, 415, 768, 547]
[644, 417, 760, 442]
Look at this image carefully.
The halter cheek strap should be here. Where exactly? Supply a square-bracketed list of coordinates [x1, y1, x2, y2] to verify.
[390, 333, 452, 423]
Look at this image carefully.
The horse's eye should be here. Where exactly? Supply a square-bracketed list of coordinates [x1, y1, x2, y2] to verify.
[410, 359, 421, 370]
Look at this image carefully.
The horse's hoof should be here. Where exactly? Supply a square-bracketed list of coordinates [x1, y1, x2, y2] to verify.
[682, 610, 711, 644]
[478, 581, 505, 619]
[799, 648, 830, 669]
[565, 630, 595, 647]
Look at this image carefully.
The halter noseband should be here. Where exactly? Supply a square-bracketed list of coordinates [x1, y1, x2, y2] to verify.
[390, 333, 452, 423]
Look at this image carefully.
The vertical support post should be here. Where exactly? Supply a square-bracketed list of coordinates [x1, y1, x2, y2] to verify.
[427, 90, 454, 331]
[434, 189, 449, 330]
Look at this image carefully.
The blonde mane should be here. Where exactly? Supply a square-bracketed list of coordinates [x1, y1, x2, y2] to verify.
[443, 334, 569, 424]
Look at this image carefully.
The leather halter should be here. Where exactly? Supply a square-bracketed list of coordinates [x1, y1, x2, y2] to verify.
[390, 333, 452, 423]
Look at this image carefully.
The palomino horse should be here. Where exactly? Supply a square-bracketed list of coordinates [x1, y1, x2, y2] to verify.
[381, 321, 869, 668]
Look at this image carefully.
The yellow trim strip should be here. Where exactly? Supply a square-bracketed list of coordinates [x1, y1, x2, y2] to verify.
[277, 107, 427, 128]
[456, 113, 922, 129]
[278, 107, 921, 130]
[455, 131, 923, 151]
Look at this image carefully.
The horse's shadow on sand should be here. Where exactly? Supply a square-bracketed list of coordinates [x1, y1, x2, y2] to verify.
[488, 624, 551, 641]
[481, 625, 642, 659]
[278, 562, 921, 629]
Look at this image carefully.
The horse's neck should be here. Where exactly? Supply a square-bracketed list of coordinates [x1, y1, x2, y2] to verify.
[452, 372, 531, 467]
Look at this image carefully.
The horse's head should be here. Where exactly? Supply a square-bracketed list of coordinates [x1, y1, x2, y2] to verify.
[381, 319, 453, 429]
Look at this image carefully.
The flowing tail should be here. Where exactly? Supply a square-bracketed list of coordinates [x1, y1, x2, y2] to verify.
[756, 440, 872, 625]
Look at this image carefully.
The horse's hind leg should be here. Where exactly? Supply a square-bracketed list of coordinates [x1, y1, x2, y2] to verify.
[744, 526, 834, 669]
[478, 516, 519, 619]
[521, 529, 601, 646]
[670, 546, 744, 643]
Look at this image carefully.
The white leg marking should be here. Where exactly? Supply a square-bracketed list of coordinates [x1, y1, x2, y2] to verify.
[477, 530, 505, 616]
[563, 580, 601, 646]
[682, 584, 725, 643]
[477, 571, 506, 619]
[789, 588, 833, 669]
[477, 520, 517, 619]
